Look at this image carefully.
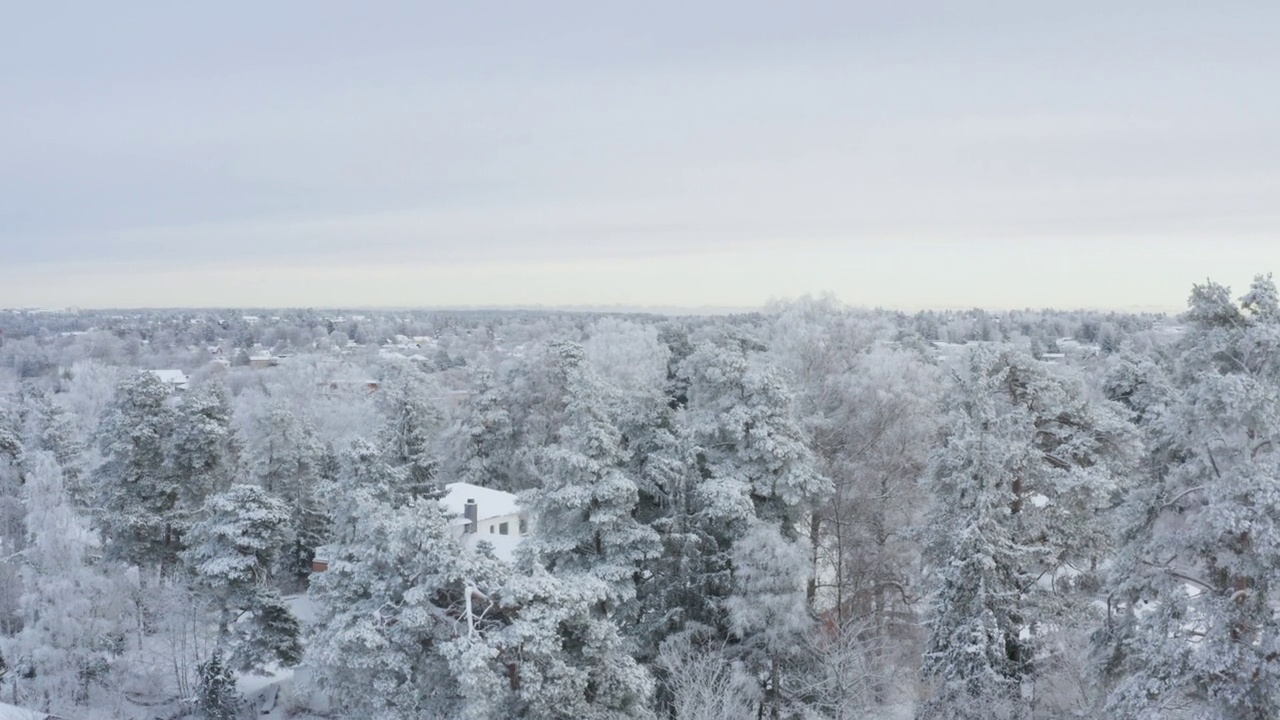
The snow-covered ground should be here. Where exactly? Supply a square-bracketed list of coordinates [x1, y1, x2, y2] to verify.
[232, 595, 328, 719]
[0, 701, 54, 720]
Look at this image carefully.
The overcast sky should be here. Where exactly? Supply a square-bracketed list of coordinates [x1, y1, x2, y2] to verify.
[3, 1, 1279, 311]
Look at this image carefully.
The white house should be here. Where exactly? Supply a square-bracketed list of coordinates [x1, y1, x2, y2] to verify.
[312, 482, 527, 572]
[441, 482, 528, 562]
[148, 368, 190, 391]
[248, 353, 280, 369]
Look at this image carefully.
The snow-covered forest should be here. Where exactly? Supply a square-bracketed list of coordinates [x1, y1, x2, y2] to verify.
[0, 277, 1274, 719]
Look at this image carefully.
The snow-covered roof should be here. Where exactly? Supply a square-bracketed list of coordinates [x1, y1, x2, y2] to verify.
[441, 482, 521, 521]
[149, 369, 189, 389]
[0, 702, 54, 720]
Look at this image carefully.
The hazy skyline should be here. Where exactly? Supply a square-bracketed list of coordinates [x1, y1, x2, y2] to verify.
[4, 2, 1279, 311]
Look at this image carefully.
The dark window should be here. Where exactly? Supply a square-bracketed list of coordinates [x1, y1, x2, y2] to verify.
[489, 525, 494, 534]
[499, 522, 509, 535]
[519, 518, 528, 535]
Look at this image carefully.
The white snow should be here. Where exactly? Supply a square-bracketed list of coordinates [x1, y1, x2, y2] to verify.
[285, 593, 319, 625]
[0, 702, 52, 720]
[466, 532, 524, 562]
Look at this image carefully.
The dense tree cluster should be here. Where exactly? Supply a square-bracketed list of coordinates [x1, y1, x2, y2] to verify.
[0, 279, 1272, 718]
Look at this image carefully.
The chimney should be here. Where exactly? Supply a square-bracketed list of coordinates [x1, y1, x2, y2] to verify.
[464, 499, 478, 534]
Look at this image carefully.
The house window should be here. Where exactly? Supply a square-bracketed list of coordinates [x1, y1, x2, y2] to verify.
[489, 525, 494, 534]
[519, 518, 527, 535]
[499, 522, 509, 536]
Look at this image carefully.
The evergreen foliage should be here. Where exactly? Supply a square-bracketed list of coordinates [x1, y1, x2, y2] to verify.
[920, 345, 1136, 719]
[92, 371, 179, 572]
[196, 651, 241, 720]
[1104, 275, 1280, 719]
[182, 483, 301, 673]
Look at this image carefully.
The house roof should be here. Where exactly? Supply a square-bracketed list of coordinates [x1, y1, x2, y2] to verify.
[441, 482, 520, 521]
[149, 369, 189, 387]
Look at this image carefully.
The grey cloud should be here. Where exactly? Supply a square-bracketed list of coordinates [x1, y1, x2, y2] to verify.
[2, 1, 1279, 308]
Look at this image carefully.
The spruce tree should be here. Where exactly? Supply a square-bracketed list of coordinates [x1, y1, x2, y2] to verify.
[196, 651, 241, 720]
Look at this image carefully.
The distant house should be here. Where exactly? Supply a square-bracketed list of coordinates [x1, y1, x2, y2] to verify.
[442, 483, 524, 531]
[319, 379, 380, 394]
[442, 482, 528, 562]
[248, 354, 279, 369]
[443, 389, 472, 411]
[148, 369, 189, 391]
[311, 482, 527, 571]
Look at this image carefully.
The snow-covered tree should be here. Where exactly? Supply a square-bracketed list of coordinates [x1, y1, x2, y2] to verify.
[656, 634, 757, 720]
[324, 437, 405, 545]
[239, 399, 325, 582]
[1104, 275, 1280, 719]
[521, 340, 660, 617]
[195, 651, 241, 720]
[583, 317, 670, 399]
[181, 484, 301, 673]
[0, 406, 25, 637]
[674, 338, 831, 717]
[16, 383, 85, 503]
[801, 618, 891, 720]
[377, 357, 445, 499]
[240, 399, 322, 498]
[725, 521, 813, 715]
[440, 364, 518, 492]
[920, 345, 1137, 718]
[58, 360, 123, 447]
[166, 379, 235, 543]
[495, 564, 656, 720]
[770, 310, 941, 703]
[680, 338, 830, 542]
[2, 452, 120, 714]
[92, 371, 179, 573]
[306, 493, 505, 719]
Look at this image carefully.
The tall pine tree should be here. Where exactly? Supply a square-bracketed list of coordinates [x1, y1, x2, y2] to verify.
[1105, 275, 1280, 719]
[920, 345, 1136, 719]
[92, 371, 179, 573]
[182, 484, 302, 673]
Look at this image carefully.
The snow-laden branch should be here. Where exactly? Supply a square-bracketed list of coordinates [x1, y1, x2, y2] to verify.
[1161, 486, 1207, 510]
